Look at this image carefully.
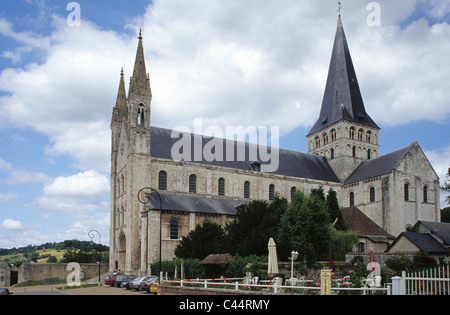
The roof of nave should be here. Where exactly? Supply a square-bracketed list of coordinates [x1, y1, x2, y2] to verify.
[150, 126, 341, 183]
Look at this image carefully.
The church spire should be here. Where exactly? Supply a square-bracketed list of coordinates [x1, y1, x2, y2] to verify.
[129, 29, 151, 97]
[308, 16, 378, 136]
[115, 68, 127, 108]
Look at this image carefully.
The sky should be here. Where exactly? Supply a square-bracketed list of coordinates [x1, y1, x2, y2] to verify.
[0, 0, 449, 249]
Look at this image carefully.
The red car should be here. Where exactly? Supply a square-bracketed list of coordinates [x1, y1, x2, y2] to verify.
[104, 274, 119, 286]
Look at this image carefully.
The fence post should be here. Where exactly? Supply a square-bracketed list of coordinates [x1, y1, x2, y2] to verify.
[391, 276, 401, 295]
[392, 272, 406, 296]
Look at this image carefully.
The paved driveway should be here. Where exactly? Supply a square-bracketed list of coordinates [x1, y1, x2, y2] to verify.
[5, 284, 152, 295]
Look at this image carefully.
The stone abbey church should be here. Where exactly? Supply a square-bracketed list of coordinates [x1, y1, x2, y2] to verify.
[109, 17, 440, 275]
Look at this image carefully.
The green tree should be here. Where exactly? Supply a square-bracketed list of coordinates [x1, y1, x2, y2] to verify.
[441, 207, 450, 223]
[61, 246, 96, 263]
[328, 228, 358, 261]
[327, 188, 347, 231]
[441, 166, 450, 206]
[225, 196, 287, 256]
[174, 221, 229, 259]
[277, 191, 331, 267]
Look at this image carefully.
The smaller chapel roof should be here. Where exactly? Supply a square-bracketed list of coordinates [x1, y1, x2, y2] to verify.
[344, 143, 415, 185]
[144, 192, 245, 216]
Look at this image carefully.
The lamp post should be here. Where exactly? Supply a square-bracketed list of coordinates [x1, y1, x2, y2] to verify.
[138, 187, 162, 277]
[290, 250, 299, 282]
[88, 230, 101, 284]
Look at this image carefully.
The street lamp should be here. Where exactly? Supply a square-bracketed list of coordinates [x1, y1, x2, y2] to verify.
[290, 250, 299, 282]
[88, 230, 102, 284]
[138, 187, 162, 277]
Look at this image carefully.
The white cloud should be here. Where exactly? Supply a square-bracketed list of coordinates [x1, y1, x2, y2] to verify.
[0, 218, 24, 231]
[36, 170, 110, 213]
[0, 158, 51, 186]
[43, 170, 110, 199]
[0, 192, 18, 203]
[425, 145, 450, 208]
[1, 0, 449, 172]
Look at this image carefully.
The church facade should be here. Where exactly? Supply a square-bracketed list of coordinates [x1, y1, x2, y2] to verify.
[109, 19, 440, 275]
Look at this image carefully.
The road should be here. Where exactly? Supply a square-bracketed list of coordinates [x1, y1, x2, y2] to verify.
[5, 284, 153, 295]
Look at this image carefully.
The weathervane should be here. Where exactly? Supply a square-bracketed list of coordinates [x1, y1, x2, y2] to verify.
[337, 1, 343, 17]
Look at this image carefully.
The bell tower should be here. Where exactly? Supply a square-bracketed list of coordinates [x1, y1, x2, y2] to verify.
[110, 30, 152, 274]
[307, 16, 380, 181]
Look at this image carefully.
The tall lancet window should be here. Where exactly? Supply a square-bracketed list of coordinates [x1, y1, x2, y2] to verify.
[137, 104, 145, 127]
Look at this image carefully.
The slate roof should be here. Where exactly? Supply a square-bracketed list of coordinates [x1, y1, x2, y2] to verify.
[150, 126, 340, 183]
[144, 192, 245, 216]
[416, 221, 450, 246]
[344, 143, 414, 185]
[395, 232, 448, 254]
[308, 17, 378, 136]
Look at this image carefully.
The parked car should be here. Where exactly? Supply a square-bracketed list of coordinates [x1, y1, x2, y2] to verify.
[120, 276, 139, 290]
[139, 277, 159, 293]
[104, 274, 119, 286]
[130, 276, 152, 291]
[114, 275, 136, 288]
[0, 288, 13, 295]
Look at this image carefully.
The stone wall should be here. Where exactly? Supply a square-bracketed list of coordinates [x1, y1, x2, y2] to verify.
[17, 262, 109, 284]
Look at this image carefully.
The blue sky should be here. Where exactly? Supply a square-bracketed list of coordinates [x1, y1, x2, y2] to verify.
[0, 0, 449, 248]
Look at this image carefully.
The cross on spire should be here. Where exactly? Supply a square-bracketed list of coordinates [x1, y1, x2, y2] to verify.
[337, 1, 342, 17]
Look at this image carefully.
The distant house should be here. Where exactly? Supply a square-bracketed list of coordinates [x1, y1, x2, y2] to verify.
[341, 207, 395, 253]
[386, 221, 450, 258]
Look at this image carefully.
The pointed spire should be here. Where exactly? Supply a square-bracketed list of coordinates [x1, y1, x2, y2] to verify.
[115, 68, 127, 108]
[129, 30, 151, 97]
[308, 16, 378, 136]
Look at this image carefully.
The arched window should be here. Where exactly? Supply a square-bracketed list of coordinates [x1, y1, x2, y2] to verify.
[358, 129, 364, 141]
[218, 177, 225, 196]
[244, 181, 250, 199]
[367, 149, 371, 160]
[366, 131, 372, 143]
[423, 185, 428, 203]
[158, 170, 167, 191]
[352, 146, 356, 158]
[330, 148, 335, 160]
[404, 183, 410, 201]
[189, 174, 197, 194]
[290, 187, 297, 199]
[349, 192, 355, 207]
[349, 127, 356, 139]
[323, 133, 328, 145]
[315, 136, 320, 149]
[331, 129, 337, 142]
[369, 187, 375, 203]
[269, 184, 275, 201]
[137, 104, 145, 127]
[170, 219, 179, 240]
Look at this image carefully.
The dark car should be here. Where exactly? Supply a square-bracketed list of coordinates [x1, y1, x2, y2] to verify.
[0, 288, 13, 295]
[115, 275, 136, 288]
[104, 274, 119, 286]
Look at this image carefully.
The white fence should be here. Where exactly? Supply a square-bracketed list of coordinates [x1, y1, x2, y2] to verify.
[161, 278, 391, 295]
[392, 265, 450, 295]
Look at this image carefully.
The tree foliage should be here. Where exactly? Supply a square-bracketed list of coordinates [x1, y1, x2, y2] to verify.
[441, 166, 450, 206]
[174, 221, 229, 259]
[277, 190, 331, 267]
[225, 196, 287, 256]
